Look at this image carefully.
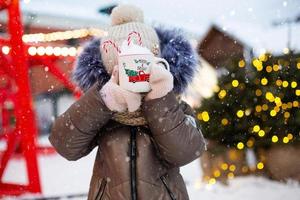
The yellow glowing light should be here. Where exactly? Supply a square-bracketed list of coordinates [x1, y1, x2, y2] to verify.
[221, 118, 228, 125]
[237, 142, 244, 150]
[253, 59, 263, 71]
[202, 111, 210, 122]
[272, 135, 278, 143]
[276, 79, 282, 86]
[273, 64, 280, 71]
[274, 97, 281, 105]
[262, 104, 268, 111]
[238, 60, 245, 67]
[229, 165, 236, 172]
[257, 65, 263, 71]
[274, 106, 280, 112]
[255, 89, 262, 96]
[266, 65, 272, 73]
[253, 125, 260, 132]
[287, 102, 293, 108]
[232, 79, 239, 87]
[265, 92, 274, 101]
[218, 89, 227, 99]
[270, 110, 277, 117]
[283, 137, 289, 143]
[297, 63, 300, 69]
[284, 112, 290, 118]
[287, 133, 293, 140]
[197, 113, 202, 120]
[282, 103, 288, 109]
[296, 90, 300, 96]
[252, 59, 260, 67]
[227, 172, 234, 179]
[208, 178, 216, 185]
[282, 81, 289, 87]
[261, 78, 268, 85]
[291, 81, 297, 88]
[221, 163, 228, 170]
[236, 110, 244, 118]
[259, 54, 268, 62]
[258, 130, 265, 137]
[257, 162, 264, 170]
[268, 97, 275, 102]
[293, 101, 299, 107]
[255, 105, 262, 112]
[246, 140, 254, 148]
[213, 170, 221, 178]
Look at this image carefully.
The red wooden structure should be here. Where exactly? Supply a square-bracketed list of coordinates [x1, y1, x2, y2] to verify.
[0, 0, 80, 196]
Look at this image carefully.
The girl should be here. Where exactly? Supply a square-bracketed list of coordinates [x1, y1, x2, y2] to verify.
[49, 5, 206, 200]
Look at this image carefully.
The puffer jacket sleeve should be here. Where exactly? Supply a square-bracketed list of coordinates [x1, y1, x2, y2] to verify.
[142, 91, 206, 167]
[49, 82, 113, 161]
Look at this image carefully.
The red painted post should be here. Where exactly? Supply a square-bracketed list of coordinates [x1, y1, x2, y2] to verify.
[7, 0, 41, 194]
[0, 0, 81, 196]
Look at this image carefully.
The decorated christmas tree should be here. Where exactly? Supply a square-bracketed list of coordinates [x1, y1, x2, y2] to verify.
[197, 52, 300, 150]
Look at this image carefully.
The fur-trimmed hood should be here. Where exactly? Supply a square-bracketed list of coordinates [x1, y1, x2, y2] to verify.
[73, 27, 198, 94]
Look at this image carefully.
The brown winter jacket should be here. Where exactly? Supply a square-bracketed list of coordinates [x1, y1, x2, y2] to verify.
[49, 82, 206, 200]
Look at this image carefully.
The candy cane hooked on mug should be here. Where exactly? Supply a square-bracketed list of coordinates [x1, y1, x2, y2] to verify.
[101, 40, 121, 54]
[127, 31, 142, 46]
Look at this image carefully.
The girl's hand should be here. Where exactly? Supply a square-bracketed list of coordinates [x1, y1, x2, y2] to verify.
[145, 63, 174, 101]
[100, 65, 142, 112]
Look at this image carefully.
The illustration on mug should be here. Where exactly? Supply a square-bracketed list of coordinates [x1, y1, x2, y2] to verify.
[123, 59, 150, 83]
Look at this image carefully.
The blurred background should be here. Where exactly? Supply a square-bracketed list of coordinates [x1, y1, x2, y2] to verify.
[0, 0, 299, 199]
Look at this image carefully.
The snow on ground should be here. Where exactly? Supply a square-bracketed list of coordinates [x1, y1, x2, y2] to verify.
[3, 136, 300, 200]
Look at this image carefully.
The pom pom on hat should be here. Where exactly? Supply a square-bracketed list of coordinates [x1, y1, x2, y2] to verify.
[111, 4, 144, 26]
[101, 4, 159, 75]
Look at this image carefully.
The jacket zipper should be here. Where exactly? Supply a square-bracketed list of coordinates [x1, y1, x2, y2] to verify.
[160, 175, 177, 200]
[130, 127, 138, 200]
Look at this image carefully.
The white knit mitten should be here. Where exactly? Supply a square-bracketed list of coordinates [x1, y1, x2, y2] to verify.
[145, 63, 174, 101]
[100, 66, 142, 112]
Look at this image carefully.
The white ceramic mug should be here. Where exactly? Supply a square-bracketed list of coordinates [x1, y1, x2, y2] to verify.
[118, 53, 169, 93]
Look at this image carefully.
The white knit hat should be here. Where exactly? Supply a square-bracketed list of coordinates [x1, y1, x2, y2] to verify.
[100, 5, 160, 74]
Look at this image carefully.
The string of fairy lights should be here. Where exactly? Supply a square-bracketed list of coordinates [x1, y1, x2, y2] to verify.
[1, 45, 81, 57]
[1, 28, 108, 57]
[22, 28, 107, 43]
